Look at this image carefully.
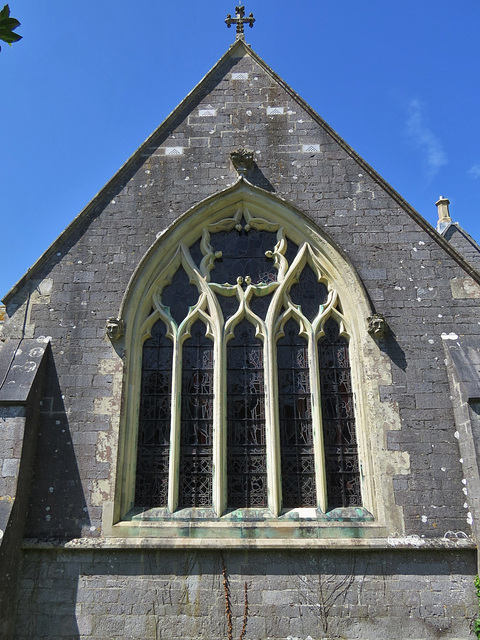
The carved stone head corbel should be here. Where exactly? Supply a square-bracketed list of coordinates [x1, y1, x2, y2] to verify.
[230, 148, 255, 176]
[106, 318, 125, 341]
[367, 313, 388, 339]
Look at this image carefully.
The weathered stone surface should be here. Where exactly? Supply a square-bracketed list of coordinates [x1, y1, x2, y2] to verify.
[13, 549, 477, 639]
[1, 38, 480, 639]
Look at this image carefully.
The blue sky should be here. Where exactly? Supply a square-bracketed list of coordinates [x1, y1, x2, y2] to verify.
[2, 1, 480, 298]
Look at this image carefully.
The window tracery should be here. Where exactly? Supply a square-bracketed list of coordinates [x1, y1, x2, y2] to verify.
[133, 201, 364, 518]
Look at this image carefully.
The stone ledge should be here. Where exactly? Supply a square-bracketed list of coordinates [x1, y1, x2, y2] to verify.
[21, 535, 477, 551]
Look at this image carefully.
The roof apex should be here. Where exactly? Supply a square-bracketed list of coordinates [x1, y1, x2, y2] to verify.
[4, 40, 480, 303]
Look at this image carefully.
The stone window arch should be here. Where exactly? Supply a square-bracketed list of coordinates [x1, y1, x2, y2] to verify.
[112, 181, 386, 533]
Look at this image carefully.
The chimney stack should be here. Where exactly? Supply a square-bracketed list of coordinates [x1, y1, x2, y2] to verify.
[436, 196, 452, 233]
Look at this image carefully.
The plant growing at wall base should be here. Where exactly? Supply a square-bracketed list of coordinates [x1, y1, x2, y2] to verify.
[222, 563, 248, 640]
[474, 575, 480, 639]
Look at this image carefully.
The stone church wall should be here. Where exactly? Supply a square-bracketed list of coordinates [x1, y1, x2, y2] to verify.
[14, 548, 477, 640]
[4, 47, 478, 538]
[2, 43, 480, 638]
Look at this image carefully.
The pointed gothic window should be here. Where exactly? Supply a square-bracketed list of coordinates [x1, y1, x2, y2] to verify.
[130, 201, 365, 518]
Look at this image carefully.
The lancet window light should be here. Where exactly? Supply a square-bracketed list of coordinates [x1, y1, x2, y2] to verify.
[133, 204, 361, 517]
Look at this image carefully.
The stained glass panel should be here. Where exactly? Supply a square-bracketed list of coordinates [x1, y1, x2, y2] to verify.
[135, 320, 172, 508]
[278, 319, 316, 508]
[289, 265, 328, 322]
[161, 266, 199, 325]
[284, 238, 299, 268]
[249, 292, 274, 320]
[217, 294, 240, 321]
[179, 321, 214, 508]
[210, 222, 277, 285]
[188, 239, 203, 268]
[227, 320, 267, 507]
[318, 317, 361, 509]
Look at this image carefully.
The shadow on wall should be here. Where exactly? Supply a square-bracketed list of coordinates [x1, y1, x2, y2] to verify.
[13, 548, 478, 639]
[25, 348, 90, 539]
[378, 328, 408, 372]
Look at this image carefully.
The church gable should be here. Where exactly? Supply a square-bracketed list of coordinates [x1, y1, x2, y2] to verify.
[1, 35, 479, 539]
[2, 17, 480, 638]
[5, 40, 479, 308]
[1, 34, 478, 539]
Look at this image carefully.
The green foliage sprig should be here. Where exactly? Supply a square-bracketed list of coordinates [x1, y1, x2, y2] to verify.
[0, 4, 22, 51]
[474, 575, 480, 638]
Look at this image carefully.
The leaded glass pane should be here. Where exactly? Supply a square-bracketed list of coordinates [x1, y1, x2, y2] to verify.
[284, 238, 299, 268]
[217, 294, 240, 321]
[161, 266, 199, 325]
[135, 321, 172, 507]
[210, 222, 277, 285]
[318, 317, 361, 509]
[249, 292, 274, 320]
[289, 265, 328, 322]
[179, 321, 214, 508]
[188, 239, 203, 268]
[227, 320, 267, 508]
[278, 319, 316, 508]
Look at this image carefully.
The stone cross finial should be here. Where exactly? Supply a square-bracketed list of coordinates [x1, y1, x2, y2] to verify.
[225, 5, 255, 40]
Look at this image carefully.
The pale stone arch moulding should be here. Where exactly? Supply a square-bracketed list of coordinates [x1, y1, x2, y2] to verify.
[106, 178, 405, 544]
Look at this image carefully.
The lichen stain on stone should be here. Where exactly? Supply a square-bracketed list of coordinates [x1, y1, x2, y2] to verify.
[387, 451, 411, 475]
[93, 395, 119, 416]
[94, 357, 123, 435]
[0, 495, 14, 504]
[98, 356, 123, 376]
[179, 570, 203, 621]
[450, 277, 480, 299]
[95, 430, 115, 464]
[91, 479, 111, 506]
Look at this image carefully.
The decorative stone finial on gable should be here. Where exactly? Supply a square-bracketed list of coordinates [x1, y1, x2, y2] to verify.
[225, 5, 255, 41]
[106, 317, 125, 341]
[367, 314, 388, 339]
[230, 148, 255, 176]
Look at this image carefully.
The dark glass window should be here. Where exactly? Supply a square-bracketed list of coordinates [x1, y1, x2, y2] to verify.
[289, 264, 329, 322]
[278, 319, 316, 508]
[227, 320, 267, 508]
[133, 225, 364, 517]
[179, 321, 214, 508]
[161, 266, 199, 326]
[210, 223, 277, 285]
[249, 292, 274, 320]
[318, 317, 361, 509]
[135, 320, 173, 508]
[217, 293, 240, 322]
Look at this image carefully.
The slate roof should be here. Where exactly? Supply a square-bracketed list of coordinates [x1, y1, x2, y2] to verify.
[441, 223, 480, 274]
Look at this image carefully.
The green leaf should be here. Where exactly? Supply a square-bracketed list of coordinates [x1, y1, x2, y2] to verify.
[0, 28, 21, 43]
[0, 17, 20, 29]
[0, 4, 22, 50]
[0, 5, 10, 21]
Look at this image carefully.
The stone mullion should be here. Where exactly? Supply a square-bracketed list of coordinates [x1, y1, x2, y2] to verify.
[309, 330, 327, 512]
[167, 332, 181, 513]
[214, 332, 227, 515]
[202, 283, 226, 517]
[266, 324, 281, 516]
